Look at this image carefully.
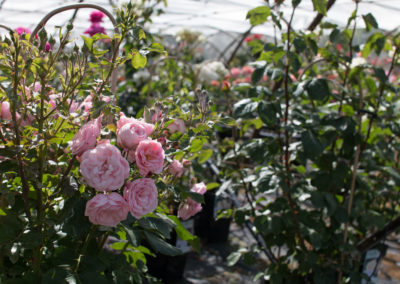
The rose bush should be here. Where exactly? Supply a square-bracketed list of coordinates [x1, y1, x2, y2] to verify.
[0, 2, 212, 283]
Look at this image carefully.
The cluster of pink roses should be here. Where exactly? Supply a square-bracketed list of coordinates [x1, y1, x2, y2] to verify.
[69, 109, 205, 227]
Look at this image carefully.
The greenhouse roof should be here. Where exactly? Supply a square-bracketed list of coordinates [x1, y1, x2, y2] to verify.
[0, 0, 399, 37]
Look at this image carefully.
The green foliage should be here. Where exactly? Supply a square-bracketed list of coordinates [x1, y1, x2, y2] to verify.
[246, 6, 271, 26]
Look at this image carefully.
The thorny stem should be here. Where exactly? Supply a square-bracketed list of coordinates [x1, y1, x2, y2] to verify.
[232, 146, 256, 214]
[282, 6, 307, 252]
[337, 2, 359, 115]
[9, 35, 33, 225]
[74, 225, 98, 273]
[338, 77, 364, 283]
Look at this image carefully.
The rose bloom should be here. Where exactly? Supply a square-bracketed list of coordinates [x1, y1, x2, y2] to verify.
[0, 101, 12, 120]
[45, 42, 51, 52]
[80, 141, 130, 191]
[241, 66, 255, 75]
[135, 140, 165, 177]
[177, 198, 202, 221]
[177, 182, 207, 220]
[85, 192, 129, 227]
[90, 11, 105, 23]
[167, 119, 185, 134]
[191, 182, 207, 195]
[117, 112, 154, 135]
[117, 119, 154, 150]
[168, 160, 184, 178]
[230, 67, 241, 77]
[84, 23, 106, 37]
[70, 117, 101, 156]
[124, 178, 158, 219]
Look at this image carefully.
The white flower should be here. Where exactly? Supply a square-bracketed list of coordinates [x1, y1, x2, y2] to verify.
[350, 57, 367, 68]
[196, 61, 228, 83]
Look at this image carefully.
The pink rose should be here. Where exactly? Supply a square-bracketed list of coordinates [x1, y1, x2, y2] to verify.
[191, 182, 207, 195]
[117, 120, 154, 150]
[85, 193, 129, 227]
[79, 95, 93, 114]
[124, 178, 158, 219]
[70, 117, 101, 156]
[80, 141, 130, 191]
[0, 101, 12, 120]
[49, 94, 62, 110]
[167, 119, 185, 134]
[117, 112, 154, 135]
[177, 198, 202, 221]
[177, 182, 207, 220]
[168, 160, 184, 178]
[241, 66, 254, 75]
[135, 140, 165, 177]
[230, 67, 241, 77]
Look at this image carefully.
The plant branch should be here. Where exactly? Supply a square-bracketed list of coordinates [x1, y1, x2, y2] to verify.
[337, 2, 358, 115]
[307, 0, 337, 31]
[357, 215, 400, 252]
[226, 27, 253, 67]
[9, 36, 32, 225]
[338, 76, 364, 282]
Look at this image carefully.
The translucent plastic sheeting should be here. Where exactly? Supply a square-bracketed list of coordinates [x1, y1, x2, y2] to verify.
[0, 0, 399, 38]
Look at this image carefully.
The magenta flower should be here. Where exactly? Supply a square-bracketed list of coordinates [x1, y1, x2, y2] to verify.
[15, 27, 32, 36]
[84, 23, 106, 37]
[90, 11, 105, 23]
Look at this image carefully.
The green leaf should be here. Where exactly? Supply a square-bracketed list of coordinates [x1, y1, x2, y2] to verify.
[132, 51, 147, 69]
[121, 224, 139, 247]
[373, 67, 387, 83]
[227, 251, 241, 266]
[144, 231, 182, 256]
[168, 216, 201, 253]
[218, 117, 237, 127]
[310, 192, 324, 208]
[147, 42, 165, 54]
[187, 192, 204, 203]
[324, 193, 337, 216]
[206, 182, 220, 190]
[198, 149, 213, 164]
[0, 208, 6, 216]
[362, 13, 378, 31]
[246, 6, 271, 26]
[81, 35, 93, 52]
[233, 98, 258, 119]
[306, 78, 330, 101]
[190, 138, 203, 153]
[138, 216, 175, 239]
[251, 66, 265, 84]
[301, 131, 324, 159]
[258, 101, 280, 126]
[312, 0, 327, 15]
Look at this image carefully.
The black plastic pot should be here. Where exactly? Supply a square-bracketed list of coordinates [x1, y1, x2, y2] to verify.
[146, 219, 194, 283]
[194, 190, 232, 243]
